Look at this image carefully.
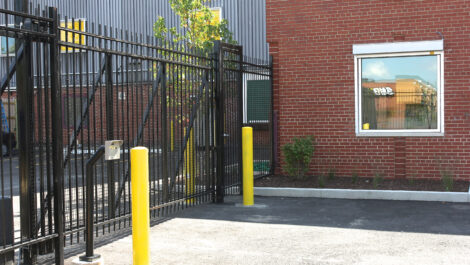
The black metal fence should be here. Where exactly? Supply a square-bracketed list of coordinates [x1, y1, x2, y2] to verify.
[242, 56, 273, 178]
[0, 4, 273, 264]
[0, 5, 62, 265]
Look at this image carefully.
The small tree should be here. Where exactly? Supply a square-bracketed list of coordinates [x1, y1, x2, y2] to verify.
[152, 0, 236, 125]
[153, 1, 236, 199]
[282, 136, 315, 179]
[153, 0, 235, 52]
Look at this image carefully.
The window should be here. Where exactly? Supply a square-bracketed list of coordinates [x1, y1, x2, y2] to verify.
[353, 40, 444, 136]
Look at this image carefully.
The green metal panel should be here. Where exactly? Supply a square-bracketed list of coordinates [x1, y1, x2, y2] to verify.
[247, 79, 270, 123]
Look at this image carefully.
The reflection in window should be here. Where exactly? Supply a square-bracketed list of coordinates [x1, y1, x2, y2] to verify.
[361, 55, 438, 130]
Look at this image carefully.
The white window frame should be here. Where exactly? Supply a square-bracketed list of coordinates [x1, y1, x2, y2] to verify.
[353, 41, 444, 137]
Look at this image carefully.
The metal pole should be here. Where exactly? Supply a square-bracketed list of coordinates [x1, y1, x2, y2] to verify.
[130, 147, 150, 265]
[242, 127, 254, 206]
[15, 1, 36, 263]
[161, 62, 169, 202]
[213, 41, 225, 203]
[204, 71, 211, 193]
[105, 54, 115, 219]
[185, 128, 195, 203]
[49, 7, 65, 265]
[269, 55, 275, 175]
[80, 146, 105, 262]
[237, 46, 243, 195]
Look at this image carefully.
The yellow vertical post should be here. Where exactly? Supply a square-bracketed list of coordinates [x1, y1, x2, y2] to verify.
[185, 128, 195, 203]
[170, 121, 174, 151]
[131, 147, 150, 265]
[242, 127, 254, 206]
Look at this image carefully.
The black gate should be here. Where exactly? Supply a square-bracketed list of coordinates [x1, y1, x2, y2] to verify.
[0, 5, 273, 264]
[214, 43, 243, 201]
[0, 6, 64, 265]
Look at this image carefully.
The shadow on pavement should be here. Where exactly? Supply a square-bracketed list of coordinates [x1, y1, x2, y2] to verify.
[175, 195, 470, 236]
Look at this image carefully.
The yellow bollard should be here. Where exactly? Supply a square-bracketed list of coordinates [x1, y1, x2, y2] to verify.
[184, 128, 195, 203]
[131, 147, 150, 265]
[242, 127, 254, 206]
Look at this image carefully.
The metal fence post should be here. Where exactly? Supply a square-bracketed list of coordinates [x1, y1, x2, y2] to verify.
[269, 55, 275, 175]
[15, 1, 36, 263]
[49, 7, 65, 265]
[213, 41, 225, 203]
[105, 54, 115, 219]
[161, 62, 169, 202]
[80, 146, 105, 263]
[237, 46, 244, 195]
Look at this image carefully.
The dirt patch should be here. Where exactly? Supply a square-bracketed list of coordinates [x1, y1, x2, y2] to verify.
[255, 175, 470, 192]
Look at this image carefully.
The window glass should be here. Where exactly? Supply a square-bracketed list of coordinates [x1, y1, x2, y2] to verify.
[361, 55, 438, 130]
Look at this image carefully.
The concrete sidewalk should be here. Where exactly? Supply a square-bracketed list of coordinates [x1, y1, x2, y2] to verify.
[65, 196, 470, 265]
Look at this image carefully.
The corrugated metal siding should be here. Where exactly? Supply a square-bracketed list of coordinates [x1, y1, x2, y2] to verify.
[22, 0, 269, 60]
[0, 0, 269, 88]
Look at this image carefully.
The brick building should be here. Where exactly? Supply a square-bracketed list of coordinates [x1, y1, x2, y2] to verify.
[266, 0, 470, 179]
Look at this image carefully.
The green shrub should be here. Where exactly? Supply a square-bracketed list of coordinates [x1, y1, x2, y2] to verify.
[408, 175, 416, 185]
[282, 136, 315, 179]
[318, 175, 326, 188]
[352, 172, 359, 184]
[441, 170, 454, 191]
[328, 168, 336, 180]
[372, 173, 384, 188]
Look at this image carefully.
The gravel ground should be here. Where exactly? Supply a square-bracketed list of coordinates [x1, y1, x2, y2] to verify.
[65, 196, 470, 265]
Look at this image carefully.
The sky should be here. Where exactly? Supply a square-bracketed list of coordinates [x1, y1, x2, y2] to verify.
[362, 55, 438, 88]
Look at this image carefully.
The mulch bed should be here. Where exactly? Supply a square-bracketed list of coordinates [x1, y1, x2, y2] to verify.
[254, 174, 470, 192]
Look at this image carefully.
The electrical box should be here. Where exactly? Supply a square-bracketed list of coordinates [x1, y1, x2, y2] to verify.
[104, 140, 123, 161]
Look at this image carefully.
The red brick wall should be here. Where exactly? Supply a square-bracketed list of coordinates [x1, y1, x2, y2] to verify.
[267, 0, 470, 180]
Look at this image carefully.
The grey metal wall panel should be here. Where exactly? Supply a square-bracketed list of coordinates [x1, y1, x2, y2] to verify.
[24, 0, 269, 59]
[0, 0, 269, 87]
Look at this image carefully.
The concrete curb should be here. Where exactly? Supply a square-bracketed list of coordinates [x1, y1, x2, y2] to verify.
[254, 187, 470, 203]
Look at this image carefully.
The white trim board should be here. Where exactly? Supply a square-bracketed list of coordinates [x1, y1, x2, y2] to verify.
[353, 40, 443, 55]
[254, 187, 470, 203]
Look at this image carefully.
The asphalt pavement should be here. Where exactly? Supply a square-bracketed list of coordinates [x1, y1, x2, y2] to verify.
[64, 195, 470, 265]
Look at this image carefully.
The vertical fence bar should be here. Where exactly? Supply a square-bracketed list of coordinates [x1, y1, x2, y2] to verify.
[269, 55, 275, 175]
[204, 69, 210, 194]
[15, 1, 36, 263]
[237, 47, 244, 195]
[80, 146, 104, 262]
[105, 54, 115, 220]
[213, 41, 224, 203]
[161, 62, 168, 202]
[49, 7, 65, 265]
